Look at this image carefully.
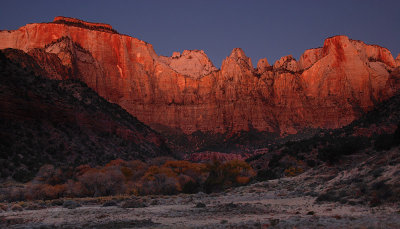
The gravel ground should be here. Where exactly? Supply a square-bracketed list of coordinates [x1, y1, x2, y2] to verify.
[1, 174, 400, 228]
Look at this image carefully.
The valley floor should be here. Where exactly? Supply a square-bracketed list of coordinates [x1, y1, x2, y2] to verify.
[1, 173, 399, 229]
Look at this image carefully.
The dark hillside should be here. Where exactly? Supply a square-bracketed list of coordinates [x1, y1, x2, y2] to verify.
[0, 49, 171, 182]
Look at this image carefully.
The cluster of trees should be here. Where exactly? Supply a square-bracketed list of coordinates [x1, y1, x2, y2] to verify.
[2, 158, 255, 201]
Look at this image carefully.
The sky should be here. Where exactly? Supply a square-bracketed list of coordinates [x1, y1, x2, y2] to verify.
[1, 0, 399, 67]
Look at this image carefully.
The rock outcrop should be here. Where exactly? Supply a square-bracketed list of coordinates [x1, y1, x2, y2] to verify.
[53, 16, 117, 33]
[158, 50, 217, 79]
[273, 55, 299, 72]
[0, 18, 398, 137]
[256, 58, 270, 74]
[298, 48, 323, 70]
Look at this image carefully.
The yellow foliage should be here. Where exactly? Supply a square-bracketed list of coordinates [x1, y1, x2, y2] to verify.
[235, 176, 250, 185]
[143, 165, 176, 181]
[284, 167, 304, 177]
[163, 160, 206, 174]
[221, 160, 255, 178]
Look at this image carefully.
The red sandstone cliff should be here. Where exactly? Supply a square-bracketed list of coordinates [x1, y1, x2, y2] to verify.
[1, 17, 399, 136]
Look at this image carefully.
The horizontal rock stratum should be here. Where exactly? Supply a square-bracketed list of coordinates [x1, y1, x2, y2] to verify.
[1, 17, 399, 135]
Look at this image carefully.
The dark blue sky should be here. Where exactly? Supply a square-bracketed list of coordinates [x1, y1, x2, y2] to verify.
[1, 0, 399, 67]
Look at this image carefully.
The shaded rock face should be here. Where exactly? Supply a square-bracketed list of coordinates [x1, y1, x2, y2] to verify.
[0, 18, 398, 136]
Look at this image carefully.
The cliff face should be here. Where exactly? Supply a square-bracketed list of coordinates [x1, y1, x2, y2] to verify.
[1, 17, 399, 136]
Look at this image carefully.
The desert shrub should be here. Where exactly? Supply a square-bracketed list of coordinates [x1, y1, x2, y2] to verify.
[146, 156, 176, 166]
[0, 203, 8, 211]
[125, 160, 148, 181]
[139, 173, 180, 195]
[204, 160, 255, 193]
[120, 166, 134, 181]
[11, 203, 23, 211]
[105, 158, 127, 167]
[316, 190, 342, 202]
[255, 169, 278, 181]
[138, 164, 181, 195]
[78, 166, 125, 197]
[8, 157, 257, 199]
[369, 181, 394, 206]
[33, 164, 64, 185]
[182, 179, 200, 194]
[306, 159, 316, 167]
[318, 136, 370, 164]
[163, 160, 206, 175]
[284, 167, 304, 177]
[374, 126, 400, 151]
[2, 186, 26, 202]
[138, 161, 207, 195]
[74, 164, 92, 177]
[24, 183, 66, 200]
[65, 179, 85, 197]
[143, 165, 177, 180]
[374, 134, 395, 151]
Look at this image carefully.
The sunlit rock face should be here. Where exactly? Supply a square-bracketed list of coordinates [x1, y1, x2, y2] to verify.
[256, 58, 270, 74]
[273, 55, 299, 72]
[158, 50, 218, 79]
[396, 54, 400, 67]
[298, 48, 323, 70]
[0, 18, 398, 136]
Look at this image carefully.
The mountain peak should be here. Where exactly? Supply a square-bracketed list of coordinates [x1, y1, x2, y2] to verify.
[229, 48, 247, 59]
[273, 55, 299, 72]
[0, 19, 398, 136]
[222, 48, 253, 70]
[256, 58, 270, 74]
[157, 49, 217, 79]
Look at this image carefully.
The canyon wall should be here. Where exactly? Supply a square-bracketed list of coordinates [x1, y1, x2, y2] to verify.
[1, 17, 399, 136]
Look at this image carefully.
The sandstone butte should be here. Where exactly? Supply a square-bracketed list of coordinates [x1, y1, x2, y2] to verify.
[1, 16, 399, 136]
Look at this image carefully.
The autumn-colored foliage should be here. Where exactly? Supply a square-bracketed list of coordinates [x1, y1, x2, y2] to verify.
[3, 158, 256, 201]
[284, 167, 304, 177]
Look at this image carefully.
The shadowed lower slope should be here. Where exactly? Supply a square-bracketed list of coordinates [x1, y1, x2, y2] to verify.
[0, 49, 171, 182]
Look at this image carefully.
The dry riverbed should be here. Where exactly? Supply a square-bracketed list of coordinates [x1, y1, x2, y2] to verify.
[1, 175, 400, 228]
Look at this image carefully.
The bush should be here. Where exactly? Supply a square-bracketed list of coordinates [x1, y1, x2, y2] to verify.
[25, 183, 66, 200]
[5, 158, 257, 200]
[11, 203, 23, 211]
[204, 160, 255, 193]
[121, 199, 147, 208]
[76, 166, 125, 197]
[256, 169, 278, 181]
[318, 137, 370, 164]
[139, 174, 179, 195]
[284, 167, 304, 177]
[374, 125, 400, 151]
[63, 200, 81, 209]
[374, 134, 395, 151]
